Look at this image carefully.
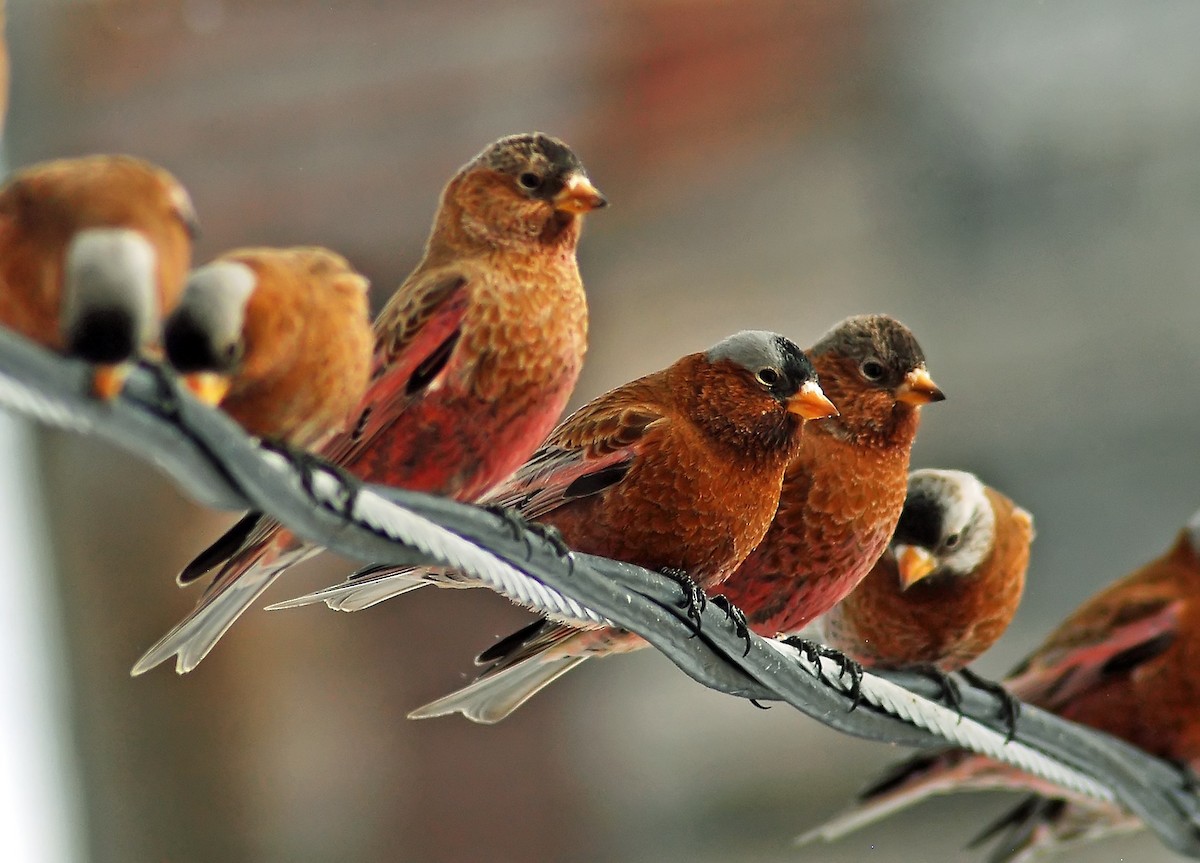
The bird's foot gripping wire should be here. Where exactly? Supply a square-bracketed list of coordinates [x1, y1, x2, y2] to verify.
[710, 594, 752, 656]
[660, 567, 706, 631]
[138, 359, 184, 423]
[959, 667, 1022, 743]
[480, 505, 574, 570]
[907, 663, 965, 716]
[262, 440, 361, 518]
[782, 637, 864, 709]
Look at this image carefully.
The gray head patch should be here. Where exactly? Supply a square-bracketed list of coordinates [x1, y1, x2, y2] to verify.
[472, 132, 582, 177]
[810, 314, 927, 383]
[61, 228, 159, 348]
[168, 260, 256, 367]
[706, 330, 786, 371]
[901, 469, 995, 577]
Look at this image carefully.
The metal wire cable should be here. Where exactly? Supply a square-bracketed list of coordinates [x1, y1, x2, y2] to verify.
[0, 330, 1196, 859]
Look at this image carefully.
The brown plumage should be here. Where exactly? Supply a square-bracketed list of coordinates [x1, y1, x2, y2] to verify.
[406, 330, 837, 723]
[132, 132, 605, 675]
[163, 246, 373, 450]
[801, 510, 1200, 862]
[719, 314, 946, 637]
[819, 469, 1034, 672]
[0, 154, 196, 396]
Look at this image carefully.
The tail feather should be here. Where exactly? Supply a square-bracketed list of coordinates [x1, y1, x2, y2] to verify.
[796, 751, 1021, 846]
[267, 564, 481, 612]
[407, 654, 589, 724]
[967, 795, 1140, 863]
[177, 512, 263, 585]
[133, 543, 314, 675]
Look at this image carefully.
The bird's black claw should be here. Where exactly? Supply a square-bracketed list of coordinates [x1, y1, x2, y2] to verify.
[525, 520, 573, 559]
[483, 504, 536, 557]
[911, 663, 964, 716]
[781, 637, 864, 708]
[959, 667, 1022, 742]
[139, 358, 184, 422]
[748, 698, 772, 710]
[710, 594, 752, 656]
[660, 567, 706, 630]
[266, 440, 361, 517]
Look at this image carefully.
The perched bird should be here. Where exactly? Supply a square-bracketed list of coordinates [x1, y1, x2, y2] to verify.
[279, 313, 943, 617]
[800, 508, 1200, 862]
[406, 330, 837, 723]
[132, 132, 606, 675]
[163, 246, 373, 449]
[0, 154, 197, 397]
[819, 469, 1034, 672]
[718, 313, 945, 638]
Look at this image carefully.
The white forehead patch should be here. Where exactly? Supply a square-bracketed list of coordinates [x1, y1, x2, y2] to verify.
[908, 468, 995, 576]
[179, 260, 257, 346]
[62, 228, 158, 345]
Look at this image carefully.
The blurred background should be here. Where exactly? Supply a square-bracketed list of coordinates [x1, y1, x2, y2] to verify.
[3, 0, 1200, 860]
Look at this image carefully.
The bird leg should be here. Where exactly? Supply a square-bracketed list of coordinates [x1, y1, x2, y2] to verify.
[781, 637, 864, 709]
[482, 504, 539, 559]
[959, 667, 1022, 742]
[709, 594, 752, 656]
[906, 663, 964, 716]
[263, 440, 362, 518]
[659, 567, 706, 630]
[524, 520, 573, 560]
[137, 358, 184, 423]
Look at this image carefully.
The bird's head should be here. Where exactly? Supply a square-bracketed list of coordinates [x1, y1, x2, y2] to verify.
[891, 469, 1008, 590]
[685, 329, 838, 454]
[445, 132, 606, 250]
[806, 314, 944, 445]
[164, 257, 258, 406]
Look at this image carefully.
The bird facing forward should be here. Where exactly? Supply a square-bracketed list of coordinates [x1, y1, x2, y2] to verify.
[407, 330, 837, 724]
[164, 246, 373, 450]
[818, 469, 1034, 672]
[0, 154, 197, 397]
[718, 313, 945, 638]
[132, 132, 606, 675]
[801, 508, 1200, 862]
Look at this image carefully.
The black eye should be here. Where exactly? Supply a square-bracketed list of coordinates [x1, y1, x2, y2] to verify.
[756, 367, 780, 388]
[518, 172, 542, 190]
[860, 360, 885, 381]
[944, 533, 961, 549]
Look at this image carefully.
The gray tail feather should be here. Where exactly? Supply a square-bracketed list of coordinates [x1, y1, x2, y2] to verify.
[132, 546, 312, 675]
[968, 796, 1142, 863]
[266, 567, 428, 612]
[407, 654, 589, 724]
[795, 751, 1007, 846]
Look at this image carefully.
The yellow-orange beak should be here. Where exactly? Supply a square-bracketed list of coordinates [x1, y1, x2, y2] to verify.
[553, 173, 608, 214]
[787, 380, 839, 420]
[91, 364, 131, 401]
[895, 366, 945, 406]
[184, 371, 232, 407]
[895, 544, 938, 590]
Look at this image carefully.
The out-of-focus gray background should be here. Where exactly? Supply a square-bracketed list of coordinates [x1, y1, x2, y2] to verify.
[3, 1, 1199, 861]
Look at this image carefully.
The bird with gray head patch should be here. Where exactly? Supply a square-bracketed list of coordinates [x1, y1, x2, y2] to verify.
[134, 132, 605, 676]
[164, 246, 373, 449]
[0, 154, 196, 398]
[273, 328, 839, 614]
[389, 329, 837, 723]
[818, 468, 1034, 672]
[800, 506, 1200, 863]
[713, 313, 946, 641]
